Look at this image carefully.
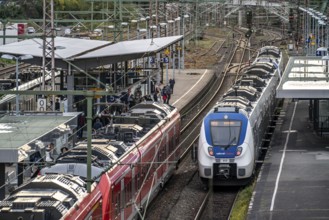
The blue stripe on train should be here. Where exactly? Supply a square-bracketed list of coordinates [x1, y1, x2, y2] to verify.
[203, 112, 248, 158]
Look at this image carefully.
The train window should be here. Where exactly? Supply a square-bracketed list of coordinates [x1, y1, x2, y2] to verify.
[135, 173, 139, 192]
[169, 135, 175, 152]
[116, 192, 121, 216]
[125, 181, 132, 205]
[111, 191, 121, 217]
[210, 120, 241, 146]
[143, 164, 150, 180]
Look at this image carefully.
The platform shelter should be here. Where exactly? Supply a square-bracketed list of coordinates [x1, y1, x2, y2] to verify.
[277, 56, 329, 134]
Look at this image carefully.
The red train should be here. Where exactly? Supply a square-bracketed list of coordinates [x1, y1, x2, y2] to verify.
[0, 102, 181, 220]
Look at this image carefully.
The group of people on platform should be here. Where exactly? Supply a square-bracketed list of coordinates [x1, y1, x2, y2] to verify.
[85, 78, 176, 133]
[124, 78, 176, 107]
[154, 78, 175, 104]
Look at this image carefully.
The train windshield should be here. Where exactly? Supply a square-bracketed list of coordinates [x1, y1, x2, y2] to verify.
[210, 120, 241, 146]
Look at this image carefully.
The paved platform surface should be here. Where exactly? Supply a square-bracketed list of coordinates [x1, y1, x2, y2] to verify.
[163, 69, 215, 111]
[247, 99, 329, 220]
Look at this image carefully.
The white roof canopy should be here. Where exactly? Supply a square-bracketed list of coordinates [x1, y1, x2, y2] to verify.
[277, 56, 329, 99]
[0, 35, 183, 69]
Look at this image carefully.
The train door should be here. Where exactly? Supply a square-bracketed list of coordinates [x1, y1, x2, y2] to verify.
[173, 124, 179, 160]
[168, 126, 177, 165]
[84, 200, 103, 220]
[124, 169, 133, 219]
[111, 182, 121, 219]
[132, 165, 136, 204]
[121, 178, 125, 220]
[156, 138, 166, 180]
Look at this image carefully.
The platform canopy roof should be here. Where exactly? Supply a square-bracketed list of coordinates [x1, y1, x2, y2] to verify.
[0, 113, 79, 163]
[276, 56, 329, 99]
[0, 36, 183, 69]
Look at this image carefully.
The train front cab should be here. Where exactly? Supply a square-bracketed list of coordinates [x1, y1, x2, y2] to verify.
[198, 112, 255, 187]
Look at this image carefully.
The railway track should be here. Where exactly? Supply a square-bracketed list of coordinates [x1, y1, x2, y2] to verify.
[145, 26, 284, 220]
[145, 27, 252, 220]
[196, 188, 239, 220]
[0, 63, 31, 78]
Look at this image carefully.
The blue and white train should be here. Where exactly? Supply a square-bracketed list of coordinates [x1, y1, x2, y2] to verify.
[198, 46, 283, 186]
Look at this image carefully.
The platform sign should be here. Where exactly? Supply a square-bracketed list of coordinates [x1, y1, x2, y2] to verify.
[162, 57, 169, 63]
[150, 57, 155, 64]
[37, 98, 47, 111]
[89, 88, 103, 99]
[164, 48, 170, 56]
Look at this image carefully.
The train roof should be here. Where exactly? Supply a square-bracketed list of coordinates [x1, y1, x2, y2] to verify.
[40, 164, 104, 181]
[237, 75, 266, 89]
[224, 86, 259, 101]
[258, 46, 281, 58]
[213, 46, 282, 114]
[0, 174, 87, 220]
[247, 62, 274, 72]
[218, 96, 252, 107]
[122, 102, 174, 119]
[41, 102, 178, 182]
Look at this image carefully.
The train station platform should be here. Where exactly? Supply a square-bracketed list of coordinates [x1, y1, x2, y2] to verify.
[163, 69, 214, 111]
[247, 99, 329, 220]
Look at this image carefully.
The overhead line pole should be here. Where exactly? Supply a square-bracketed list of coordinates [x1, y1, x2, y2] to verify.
[43, 0, 56, 111]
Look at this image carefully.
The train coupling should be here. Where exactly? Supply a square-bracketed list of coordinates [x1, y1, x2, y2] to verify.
[218, 164, 230, 179]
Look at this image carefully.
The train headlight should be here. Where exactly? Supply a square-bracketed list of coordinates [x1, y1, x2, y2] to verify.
[208, 147, 214, 156]
[236, 147, 243, 156]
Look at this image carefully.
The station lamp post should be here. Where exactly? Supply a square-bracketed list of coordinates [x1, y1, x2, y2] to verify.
[167, 20, 174, 36]
[138, 28, 147, 40]
[1, 54, 33, 115]
[131, 19, 139, 40]
[159, 22, 167, 37]
[149, 25, 157, 39]
[182, 14, 190, 69]
[108, 25, 115, 41]
[140, 17, 147, 39]
[145, 16, 150, 38]
[121, 22, 129, 40]
[175, 17, 181, 74]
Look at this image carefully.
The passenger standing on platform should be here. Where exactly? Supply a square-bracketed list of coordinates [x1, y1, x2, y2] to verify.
[55, 98, 60, 111]
[77, 113, 85, 139]
[93, 118, 103, 130]
[164, 85, 172, 104]
[169, 78, 175, 93]
[59, 147, 69, 157]
[128, 94, 135, 108]
[161, 88, 167, 104]
[30, 151, 43, 178]
[134, 86, 142, 103]
[153, 90, 158, 102]
[45, 143, 55, 162]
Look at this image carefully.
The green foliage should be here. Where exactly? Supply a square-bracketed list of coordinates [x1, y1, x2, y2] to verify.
[0, 58, 15, 65]
[0, 0, 90, 19]
[0, 4, 23, 19]
[230, 182, 255, 220]
[54, 0, 89, 11]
